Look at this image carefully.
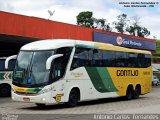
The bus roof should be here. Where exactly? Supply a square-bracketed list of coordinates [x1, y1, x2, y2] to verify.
[21, 39, 151, 54]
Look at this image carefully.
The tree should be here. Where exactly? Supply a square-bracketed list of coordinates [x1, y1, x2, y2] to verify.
[137, 26, 150, 37]
[94, 18, 112, 31]
[76, 11, 94, 28]
[76, 11, 111, 31]
[126, 16, 150, 37]
[113, 14, 128, 34]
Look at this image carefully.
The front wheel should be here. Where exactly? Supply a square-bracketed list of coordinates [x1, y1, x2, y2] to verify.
[66, 89, 79, 107]
[0, 85, 11, 97]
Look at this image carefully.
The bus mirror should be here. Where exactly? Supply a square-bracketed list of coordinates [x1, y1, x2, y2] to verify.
[46, 54, 63, 70]
[5, 55, 17, 69]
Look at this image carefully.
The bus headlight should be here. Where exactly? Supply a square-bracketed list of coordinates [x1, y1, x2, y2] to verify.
[41, 98, 46, 101]
[12, 96, 14, 100]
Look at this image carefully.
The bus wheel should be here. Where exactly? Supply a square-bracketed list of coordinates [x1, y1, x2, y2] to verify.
[126, 85, 133, 100]
[0, 84, 11, 97]
[66, 89, 80, 107]
[35, 103, 46, 108]
[133, 85, 141, 99]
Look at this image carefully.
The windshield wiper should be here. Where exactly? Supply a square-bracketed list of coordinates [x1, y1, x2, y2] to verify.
[23, 64, 30, 81]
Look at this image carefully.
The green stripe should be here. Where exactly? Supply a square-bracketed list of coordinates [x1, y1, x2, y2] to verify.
[27, 87, 43, 93]
[85, 67, 106, 92]
[85, 67, 118, 93]
[0, 72, 13, 80]
[0, 73, 5, 80]
[8, 72, 13, 79]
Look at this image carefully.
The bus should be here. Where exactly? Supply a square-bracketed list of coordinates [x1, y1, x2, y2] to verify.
[0, 57, 16, 97]
[6, 39, 152, 107]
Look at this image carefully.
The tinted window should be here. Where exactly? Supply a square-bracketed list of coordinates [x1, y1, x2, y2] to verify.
[0, 59, 5, 71]
[71, 47, 151, 69]
[128, 53, 138, 67]
[0, 59, 16, 71]
[71, 48, 91, 70]
[102, 50, 115, 67]
[115, 52, 128, 67]
[50, 47, 73, 81]
[8, 59, 16, 71]
[144, 54, 151, 67]
[93, 49, 103, 67]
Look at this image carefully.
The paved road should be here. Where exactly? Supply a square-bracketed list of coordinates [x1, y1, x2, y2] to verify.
[0, 87, 160, 120]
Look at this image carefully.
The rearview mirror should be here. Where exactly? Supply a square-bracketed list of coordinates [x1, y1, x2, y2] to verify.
[46, 54, 63, 70]
[5, 55, 17, 69]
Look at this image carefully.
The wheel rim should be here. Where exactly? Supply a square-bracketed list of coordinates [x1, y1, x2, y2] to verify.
[127, 90, 132, 99]
[134, 86, 140, 99]
[135, 89, 139, 97]
[70, 92, 78, 104]
[0, 88, 8, 96]
[68, 90, 79, 107]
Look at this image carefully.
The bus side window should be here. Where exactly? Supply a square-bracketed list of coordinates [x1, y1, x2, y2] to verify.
[50, 47, 73, 81]
[128, 53, 138, 67]
[145, 54, 151, 67]
[56, 47, 72, 73]
[8, 59, 16, 71]
[71, 48, 91, 70]
[93, 49, 103, 67]
[0, 59, 5, 71]
[115, 52, 127, 67]
[102, 50, 115, 67]
[51, 60, 63, 80]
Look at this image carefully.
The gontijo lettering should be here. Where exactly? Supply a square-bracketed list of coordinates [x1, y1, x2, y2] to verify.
[117, 70, 138, 76]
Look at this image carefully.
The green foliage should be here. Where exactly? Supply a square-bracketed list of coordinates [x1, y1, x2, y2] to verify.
[76, 11, 111, 31]
[113, 14, 128, 33]
[76, 11, 151, 37]
[126, 25, 150, 37]
[126, 16, 150, 37]
[76, 11, 94, 28]
[153, 40, 160, 56]
[94, 18, 112, 31]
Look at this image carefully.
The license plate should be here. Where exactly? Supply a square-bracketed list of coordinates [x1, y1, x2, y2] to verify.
[23, 97, 30, 102]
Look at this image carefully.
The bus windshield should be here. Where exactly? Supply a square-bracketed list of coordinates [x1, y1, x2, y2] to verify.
[13, 50, 54, 87]
[13, 47, 72, 87]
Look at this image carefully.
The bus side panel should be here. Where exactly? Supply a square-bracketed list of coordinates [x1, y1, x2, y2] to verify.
[65, 67, 118, 101]
[64, 66, 151, 102]
[107, 66, 152, 96]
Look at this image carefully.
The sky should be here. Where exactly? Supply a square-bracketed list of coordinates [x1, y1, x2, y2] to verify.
[0, 0, 160, 39]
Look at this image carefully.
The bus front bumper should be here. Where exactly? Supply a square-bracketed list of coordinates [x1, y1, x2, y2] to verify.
[12, 91, 57, 104]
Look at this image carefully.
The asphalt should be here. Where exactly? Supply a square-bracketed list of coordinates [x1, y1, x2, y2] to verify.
[0, 86, 160, 120]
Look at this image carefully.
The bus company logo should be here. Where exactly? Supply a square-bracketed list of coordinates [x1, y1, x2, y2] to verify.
[116, 36, 123, 45]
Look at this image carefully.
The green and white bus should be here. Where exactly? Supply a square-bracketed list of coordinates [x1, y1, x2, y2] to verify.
[0, 57, 16, 97]
[7, 39, 152, 107]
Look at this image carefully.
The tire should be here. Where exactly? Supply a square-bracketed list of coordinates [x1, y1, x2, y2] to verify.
[0, 85, 11, 97]
[156, 82, 159, 86]
[133, 85, 141, 99]
[126, 86, 133, 100]
[66, 89, 79, 107]
[35, 103, 46, 108]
